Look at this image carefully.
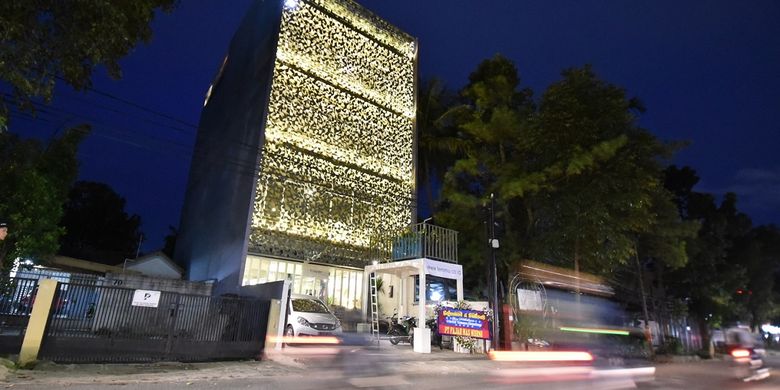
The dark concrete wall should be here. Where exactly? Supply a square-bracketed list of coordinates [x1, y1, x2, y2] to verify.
[239, 280, 288, 300]
[104, 273, 214, 296]
[175, 0, 283, 295]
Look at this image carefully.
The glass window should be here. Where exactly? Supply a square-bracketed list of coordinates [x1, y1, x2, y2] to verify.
[301, 276, 315, 296]
[318, 277, 329, 303]
[292, 298, 330, 313]
[243, 257, 267, 286]
[286, 262, 296, 276]
[293, 274, 303, 294]
[243, 262, 363, 308]
[341, 272, 350, 307]
[335, 269, 344, 306]
[268, 261, 278, 282]
[414, 275, 457, 303]
[328, 271, 335, 303]
[348, 272, 357, 309]
[354, 271, 363, 309]
[259, 260, 269, 283]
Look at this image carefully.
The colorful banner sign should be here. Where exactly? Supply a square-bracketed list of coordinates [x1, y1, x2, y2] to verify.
[438, 308, 490, 339]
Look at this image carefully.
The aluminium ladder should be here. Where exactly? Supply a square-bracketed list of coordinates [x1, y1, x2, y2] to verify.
[369, 272, 380, 342]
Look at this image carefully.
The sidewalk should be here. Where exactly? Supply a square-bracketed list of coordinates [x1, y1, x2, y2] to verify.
[3, 339, 681, 387]
[1, 359, 301, 386]
[0, 340, 492, 386]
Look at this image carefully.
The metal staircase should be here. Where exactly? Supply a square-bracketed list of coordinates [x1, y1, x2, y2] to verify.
[369, 272, 380, 341]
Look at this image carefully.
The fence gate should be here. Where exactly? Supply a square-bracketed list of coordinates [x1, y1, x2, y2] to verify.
[0, 278, 38, 355]
[36, 282, 270, 363]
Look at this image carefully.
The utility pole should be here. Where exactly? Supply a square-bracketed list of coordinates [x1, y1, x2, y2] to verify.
[634, 240, 654, 358]
[488, 193, 500, 350]
[135, 233, 144, 259]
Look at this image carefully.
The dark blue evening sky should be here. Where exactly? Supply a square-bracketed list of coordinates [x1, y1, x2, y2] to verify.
[12, 0, 780, 252]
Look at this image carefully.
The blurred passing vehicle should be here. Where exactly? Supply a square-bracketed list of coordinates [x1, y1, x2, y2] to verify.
[266, 332, 403, 389]
[725, 327, 770, 382]
[487, 349, 655, 388]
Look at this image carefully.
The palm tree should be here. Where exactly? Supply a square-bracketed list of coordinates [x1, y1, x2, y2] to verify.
[375, 276, 386, 295]
[416, 78, 465, 219]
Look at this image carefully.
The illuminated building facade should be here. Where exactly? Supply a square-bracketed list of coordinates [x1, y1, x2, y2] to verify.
[176, 0, 417, 305]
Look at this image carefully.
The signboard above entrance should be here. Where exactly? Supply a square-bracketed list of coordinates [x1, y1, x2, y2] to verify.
[424, 259, 462, 280]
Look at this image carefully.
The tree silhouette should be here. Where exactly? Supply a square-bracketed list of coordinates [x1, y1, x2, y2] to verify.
[59, 181, 142, 265]
[0, 0, 176, 130]
[0, 127, 87, 272]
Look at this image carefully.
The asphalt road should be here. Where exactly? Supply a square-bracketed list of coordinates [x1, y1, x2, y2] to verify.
[4, 354, 779, 390]
[636, 355, 780, 390]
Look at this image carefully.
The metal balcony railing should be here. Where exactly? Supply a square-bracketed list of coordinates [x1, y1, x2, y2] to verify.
[390, 223, 458, 263]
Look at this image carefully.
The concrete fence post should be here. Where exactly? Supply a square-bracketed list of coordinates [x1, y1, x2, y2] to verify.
[19, 278, 59, 367]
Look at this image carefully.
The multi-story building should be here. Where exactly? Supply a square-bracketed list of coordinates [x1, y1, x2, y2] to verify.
[175, 0, 417, 310]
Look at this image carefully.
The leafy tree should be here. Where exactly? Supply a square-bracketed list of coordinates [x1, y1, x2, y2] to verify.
[729, 225, 780, 328]
[664, 167, 780, 337]
[416, 78, 460, 219]
[435, 54, 534, 289]
[664, 167, 752, 342]
[636, 187, 699, 270]
[59, 181, 142, 265]
[0, 127, 87, 272]
[0, 0, 176, 129]
[525, 67, 675, 275]
[436, 59, 677, 292]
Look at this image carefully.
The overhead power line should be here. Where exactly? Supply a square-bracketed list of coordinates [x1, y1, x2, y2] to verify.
[7, 98, 417, 205]
[53, 75, 199, 130]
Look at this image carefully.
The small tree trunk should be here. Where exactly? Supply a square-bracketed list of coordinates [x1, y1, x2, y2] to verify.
[698, 317, 712, 358]
[574, 238, 581, 306]
[634, 241, 653, 357]
[650, 290, 664, 345]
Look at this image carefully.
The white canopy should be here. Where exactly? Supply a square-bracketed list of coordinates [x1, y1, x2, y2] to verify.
[363, 258, 464, 353]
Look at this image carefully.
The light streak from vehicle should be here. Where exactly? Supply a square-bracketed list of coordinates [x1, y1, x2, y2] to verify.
[488, 350, 594, 362]
[559, 326, 630, 336]
[266, 336, 341, 345]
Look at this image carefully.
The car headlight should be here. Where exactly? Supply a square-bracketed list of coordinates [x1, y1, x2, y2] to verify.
[297, 317, 312, 328]
[335, 319, 341, 328]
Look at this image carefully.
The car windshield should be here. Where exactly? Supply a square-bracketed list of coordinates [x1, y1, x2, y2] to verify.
[292, 298, 330, 313]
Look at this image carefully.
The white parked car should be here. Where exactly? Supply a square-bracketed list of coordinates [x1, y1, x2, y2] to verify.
[285, 294, 342, 338]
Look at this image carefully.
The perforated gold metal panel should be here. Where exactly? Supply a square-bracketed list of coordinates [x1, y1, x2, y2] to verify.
[249, 0, 416, 266]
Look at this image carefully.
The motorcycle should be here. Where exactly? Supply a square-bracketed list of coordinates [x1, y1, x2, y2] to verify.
[729, 346, 770, 382]
[725, 327, 770, 382]
[387, 313, 416, 345]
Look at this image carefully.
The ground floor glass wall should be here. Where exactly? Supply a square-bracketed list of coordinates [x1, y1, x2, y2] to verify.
[242, 255, 363, 310]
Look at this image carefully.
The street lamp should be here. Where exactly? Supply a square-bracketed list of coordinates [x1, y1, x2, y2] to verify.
[488, 193, 500, 350]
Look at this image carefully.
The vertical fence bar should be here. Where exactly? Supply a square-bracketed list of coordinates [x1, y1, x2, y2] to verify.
[451, 225, 456, 262]
[428, 224, 432, 259]
[454, 231, 458, 263]
[435, 225, 441, 260]
[211, 297, 219, 342]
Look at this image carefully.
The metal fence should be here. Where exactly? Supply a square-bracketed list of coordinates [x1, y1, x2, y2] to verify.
[0, 278, 38, 355]
[391, 223, 458, 263]
[36, 281, 270, 363]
